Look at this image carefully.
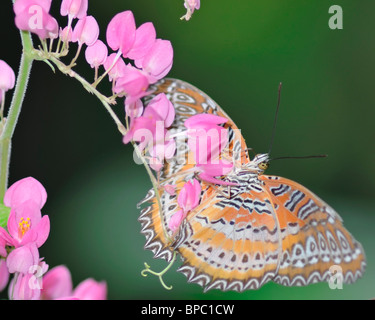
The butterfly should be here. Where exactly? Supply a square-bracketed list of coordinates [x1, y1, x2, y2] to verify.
[138, 78, 366, 292]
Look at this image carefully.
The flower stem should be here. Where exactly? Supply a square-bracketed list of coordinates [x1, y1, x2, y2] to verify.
[0, 30, 34, 202]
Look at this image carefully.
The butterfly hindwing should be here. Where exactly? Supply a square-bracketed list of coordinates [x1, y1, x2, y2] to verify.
[260, 175, 366, 286]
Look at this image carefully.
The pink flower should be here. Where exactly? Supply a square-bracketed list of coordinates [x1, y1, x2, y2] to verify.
[178, 179, 201, 213]
[135, 39, 174, 83]
[41, 265, 73, 300]
[0, 60, 15, 104]
[0, 178, 50, 275]
[60, 0, 88, 20]
[196, 160, 236, 186]
[125, 99, 144, 119]
[73, 278, 107, 300]
[5, 202, 50, 248]
[106, 11, 136, 57]
[14, 0, 59, 39]
[41, 265, 107, 300]
[114, 65, 151, 104]
[103, 53, 126, 83]
[6, 242, 39, 274]
[85, 40, 108, 69]
[185, 114, 229, 165]
[164, 184, 176, 195]
[182, 0, 201, 21]
[123, 93, 176, 154]
[4, 177, 47, 210]
[168, 209, 184, 233]
[0, 259, 10, 292]
[143, 93, 175, 128]
[72, 15, 99, 47]
[8, 260, 48, 300]
[127, 22, 156, 61]
[168, 179, 201, 232]
[59, 26, 73, 42]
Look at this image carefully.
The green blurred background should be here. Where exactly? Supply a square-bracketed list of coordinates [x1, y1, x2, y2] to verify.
[0, 0, 374, 299]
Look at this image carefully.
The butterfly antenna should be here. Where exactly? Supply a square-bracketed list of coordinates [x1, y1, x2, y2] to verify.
[271, 154, 328, 161]
[268, 82, 283, 156]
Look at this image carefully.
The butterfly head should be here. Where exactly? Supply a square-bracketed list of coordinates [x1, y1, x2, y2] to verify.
[251, 153, 270, 173]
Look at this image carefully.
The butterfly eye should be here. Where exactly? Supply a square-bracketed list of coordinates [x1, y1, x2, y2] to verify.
[258, 162, 268, 170]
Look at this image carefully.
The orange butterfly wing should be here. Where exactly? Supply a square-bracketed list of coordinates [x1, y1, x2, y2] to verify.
[260, 175, 366, 286]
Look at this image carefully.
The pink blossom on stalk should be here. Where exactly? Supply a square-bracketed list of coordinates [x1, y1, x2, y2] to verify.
[104, 53, 126, 83]
[127, 22, 156, 61]
[168, 209, 184, 233]
[59, 26, 73, 42]
[72, 15, 99, 47]
[60, 0, 88, 20]
[106, 11, 136, 57]
[178, 179, 201, 213]
[143, 93, 175, 128]
[168, 179, 201, 232]
[125, 99, 144, 119]
[114, 65, 151, 104]
[85, 40, 108, 69]
[135, 39, 174, 84]
[182, 0, 201, 21]
[13, 0, 59, 40]
[0, 60, 15, 104]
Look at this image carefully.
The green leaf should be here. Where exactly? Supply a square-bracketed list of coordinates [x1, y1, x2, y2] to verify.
[0, 203, 10, 228]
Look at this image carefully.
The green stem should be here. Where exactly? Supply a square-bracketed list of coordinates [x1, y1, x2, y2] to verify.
[0, 30, 34, 202]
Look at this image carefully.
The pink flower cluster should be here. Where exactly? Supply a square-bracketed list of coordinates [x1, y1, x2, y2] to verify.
[12, 0, 173, 111]
[0, 177, 106, 300]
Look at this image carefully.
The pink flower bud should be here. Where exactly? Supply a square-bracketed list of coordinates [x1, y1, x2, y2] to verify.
[125, 99, 144, 119]
[60, 0, 88, 20]
[103, 53, 126, 82]
[0, 60, 16, 92]
[85, 40, 108, 68]
[106, 11, 136, 57]
[59, 26, 72, 42]
[168, 209, 185, 233]
[177, 179, 201, 214]
[72, 15, 99, 46]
